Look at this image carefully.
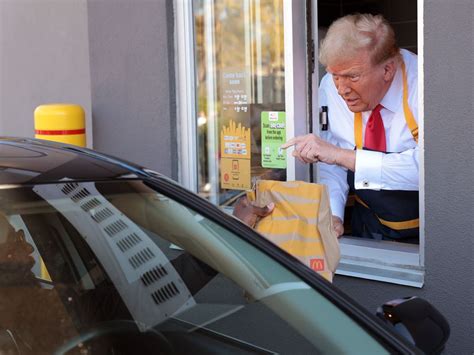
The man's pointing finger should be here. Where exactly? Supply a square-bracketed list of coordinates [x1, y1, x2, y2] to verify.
[281, 137, 299, 149]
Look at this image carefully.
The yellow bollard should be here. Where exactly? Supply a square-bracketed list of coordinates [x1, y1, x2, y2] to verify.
[34, 104, 86, 147]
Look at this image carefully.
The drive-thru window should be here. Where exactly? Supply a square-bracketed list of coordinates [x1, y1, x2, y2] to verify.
[176, 0, 423, 287]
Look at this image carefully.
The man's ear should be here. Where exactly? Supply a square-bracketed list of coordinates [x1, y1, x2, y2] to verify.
[383, 59, 397, 82]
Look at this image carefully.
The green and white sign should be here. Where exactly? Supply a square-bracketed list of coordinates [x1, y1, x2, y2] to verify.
[261, 111, 286, 169]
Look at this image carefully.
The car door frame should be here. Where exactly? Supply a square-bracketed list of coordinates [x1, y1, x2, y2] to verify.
[141, 174, 422, 355]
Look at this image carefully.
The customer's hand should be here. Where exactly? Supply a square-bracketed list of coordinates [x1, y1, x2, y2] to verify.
[233, 196, 274, 228]
[332, 216, 344, 238]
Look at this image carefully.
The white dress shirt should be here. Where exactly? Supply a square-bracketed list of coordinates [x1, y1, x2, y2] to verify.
[318, 49, 419, 220]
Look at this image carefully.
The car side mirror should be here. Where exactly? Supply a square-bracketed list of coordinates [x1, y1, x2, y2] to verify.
[376, 296, 450, 354]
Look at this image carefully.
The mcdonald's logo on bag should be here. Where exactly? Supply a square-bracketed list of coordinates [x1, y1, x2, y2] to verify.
[310, 258, 325, 271]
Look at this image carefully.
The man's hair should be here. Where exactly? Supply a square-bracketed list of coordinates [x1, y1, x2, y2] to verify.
[319, 13, 399, 67]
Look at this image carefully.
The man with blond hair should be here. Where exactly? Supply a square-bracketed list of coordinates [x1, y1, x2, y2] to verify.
[283, 14, 419, 243]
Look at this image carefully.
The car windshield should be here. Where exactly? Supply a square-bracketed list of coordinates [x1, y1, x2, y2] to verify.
[0, 179, 388, 354]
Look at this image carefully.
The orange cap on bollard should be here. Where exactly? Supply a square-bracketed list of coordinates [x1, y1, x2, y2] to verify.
[34, 104, 86, 147]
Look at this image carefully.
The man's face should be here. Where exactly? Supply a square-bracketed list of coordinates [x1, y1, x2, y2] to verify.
[327, 51, 394, 113]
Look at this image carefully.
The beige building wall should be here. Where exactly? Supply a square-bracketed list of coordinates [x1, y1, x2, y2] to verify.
[0, 0, 93, 147]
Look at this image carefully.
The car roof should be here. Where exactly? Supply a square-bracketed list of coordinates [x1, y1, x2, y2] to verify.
[0, 137, 147, 185]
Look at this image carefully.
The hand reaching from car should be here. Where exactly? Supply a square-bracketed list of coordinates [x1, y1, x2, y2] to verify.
[233, 196, 274, 228]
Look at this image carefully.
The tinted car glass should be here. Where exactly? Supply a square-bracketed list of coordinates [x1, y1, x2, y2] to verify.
[0, 180, 388, 354]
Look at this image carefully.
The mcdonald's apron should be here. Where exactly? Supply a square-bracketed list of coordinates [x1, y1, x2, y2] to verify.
[349, 60, 419, 243]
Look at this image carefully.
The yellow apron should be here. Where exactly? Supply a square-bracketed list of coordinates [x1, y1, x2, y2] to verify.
[351, 59, 420, 233]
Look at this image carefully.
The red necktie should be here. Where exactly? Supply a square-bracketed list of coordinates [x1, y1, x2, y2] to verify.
[364, 104, 386, 152]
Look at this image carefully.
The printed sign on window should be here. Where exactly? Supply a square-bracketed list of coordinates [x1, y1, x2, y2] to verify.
[220, 158, 251, 190]
[220, 120, 251, 190]
[261, 111, 286, 169]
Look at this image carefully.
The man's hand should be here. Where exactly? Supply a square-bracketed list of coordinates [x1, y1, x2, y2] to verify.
[332, 216, 344, 238]
[233, 196, 274, 228]
[281, 134, 339, 164]
[281, 134, 356, 171]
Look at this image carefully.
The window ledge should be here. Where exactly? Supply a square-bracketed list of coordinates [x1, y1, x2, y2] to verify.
[222, 207, 424, 288]
[336, 237, 424, 288]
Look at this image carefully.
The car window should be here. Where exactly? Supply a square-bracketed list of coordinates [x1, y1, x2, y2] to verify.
[0, 180, 389, 354]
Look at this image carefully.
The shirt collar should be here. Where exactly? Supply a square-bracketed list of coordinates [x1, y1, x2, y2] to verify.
[380, 64, 403, 113]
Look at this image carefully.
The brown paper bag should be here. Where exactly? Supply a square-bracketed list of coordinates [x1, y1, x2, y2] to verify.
[249, 180, 340, 282]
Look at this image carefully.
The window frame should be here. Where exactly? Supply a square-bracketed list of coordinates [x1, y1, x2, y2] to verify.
[311, 1, 425, 288]
[176, 0, 199, 194]
[176, 0, 425, 288]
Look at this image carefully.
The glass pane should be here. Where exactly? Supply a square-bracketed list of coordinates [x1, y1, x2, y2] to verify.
[193, 0, 286, 205]
[0, 181, 388, 354]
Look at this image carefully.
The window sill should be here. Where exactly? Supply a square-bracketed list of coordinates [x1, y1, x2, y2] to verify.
[336, 237, 424, 288]
[223, 208, 424, 288]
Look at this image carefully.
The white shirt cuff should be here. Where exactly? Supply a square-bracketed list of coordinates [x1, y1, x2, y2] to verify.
[354, 149, 384, 190]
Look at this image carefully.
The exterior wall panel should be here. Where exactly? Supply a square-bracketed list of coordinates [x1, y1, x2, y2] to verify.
[0, 0, 92, 145]
[87, 0, 177, 178]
